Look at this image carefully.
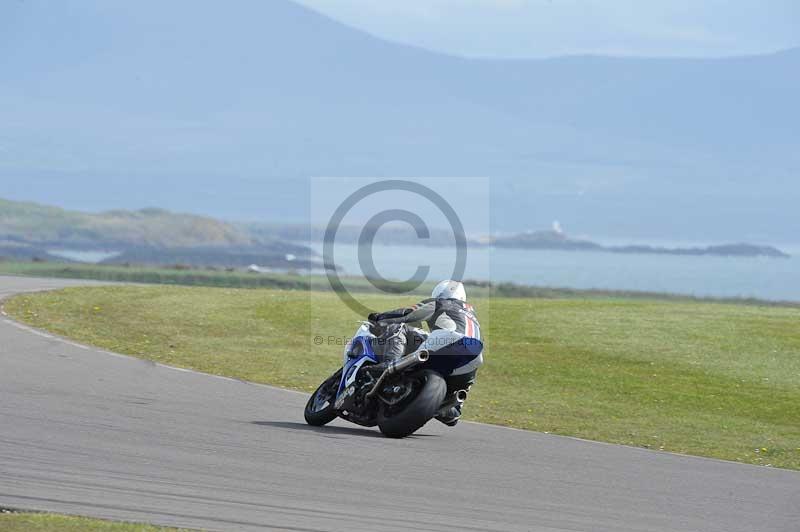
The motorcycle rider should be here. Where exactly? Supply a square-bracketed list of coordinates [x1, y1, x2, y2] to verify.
[367, 280, 483, 426]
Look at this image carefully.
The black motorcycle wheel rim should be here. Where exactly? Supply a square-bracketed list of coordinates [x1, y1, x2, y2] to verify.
[381, 373, 425, 417]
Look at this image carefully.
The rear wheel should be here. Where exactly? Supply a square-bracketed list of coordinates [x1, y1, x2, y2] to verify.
[377, 370, 447, 438]
[304, 369, 342, 426]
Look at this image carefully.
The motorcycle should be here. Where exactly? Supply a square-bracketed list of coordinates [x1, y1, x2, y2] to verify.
[304, 322, 482, 438]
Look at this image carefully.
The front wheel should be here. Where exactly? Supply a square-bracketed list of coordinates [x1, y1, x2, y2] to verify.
[377, 370, 447, 438]
[304, 369, 342, 426]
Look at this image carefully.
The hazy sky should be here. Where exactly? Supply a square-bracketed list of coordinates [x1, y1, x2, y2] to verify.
[294, 0, 799, 58]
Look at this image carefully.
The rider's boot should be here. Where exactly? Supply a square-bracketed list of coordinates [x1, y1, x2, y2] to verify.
[436, 370, 477, 427]
[436, 404, 462, 427]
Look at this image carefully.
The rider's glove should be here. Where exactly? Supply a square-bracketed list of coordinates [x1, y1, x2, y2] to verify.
[368, 312, 380, 322]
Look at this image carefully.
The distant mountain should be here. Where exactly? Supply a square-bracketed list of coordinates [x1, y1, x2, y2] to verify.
[0, 1, 798, 241]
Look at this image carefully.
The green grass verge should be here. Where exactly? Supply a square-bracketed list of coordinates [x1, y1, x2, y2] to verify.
[0, 512, 189, 531]
[2, 260, 798, 307]
[5, 284, 800, 470]
[0, 261, 317, 290]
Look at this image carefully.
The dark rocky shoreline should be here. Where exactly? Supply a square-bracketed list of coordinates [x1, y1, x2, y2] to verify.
[488, 231, 789, 258]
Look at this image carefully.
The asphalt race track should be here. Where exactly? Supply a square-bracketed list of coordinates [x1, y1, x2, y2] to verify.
[1, 276, 798, 532]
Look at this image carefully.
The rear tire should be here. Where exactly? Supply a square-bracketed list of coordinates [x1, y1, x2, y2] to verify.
[377, 370, 447, 438]
[304, 369, 341, 426]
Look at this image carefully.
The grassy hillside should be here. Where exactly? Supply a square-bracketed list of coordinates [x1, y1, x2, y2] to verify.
[0, 198, 253, 248]
[6, 285, 799, 469]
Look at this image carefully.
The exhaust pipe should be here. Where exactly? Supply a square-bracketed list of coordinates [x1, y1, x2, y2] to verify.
[392, 349, 429, 372]
[454, 389, 468, 403]
[366, 349, 429, 399]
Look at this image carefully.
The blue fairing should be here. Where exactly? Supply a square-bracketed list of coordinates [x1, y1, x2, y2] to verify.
[338, 334, 379, 394]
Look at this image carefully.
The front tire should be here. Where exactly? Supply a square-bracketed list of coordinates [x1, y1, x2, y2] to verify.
[377, 370, 447, 438]
[304, 369, 341, 426]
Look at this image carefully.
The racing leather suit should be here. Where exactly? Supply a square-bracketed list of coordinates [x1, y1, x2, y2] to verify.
[369, 297, 483, 388]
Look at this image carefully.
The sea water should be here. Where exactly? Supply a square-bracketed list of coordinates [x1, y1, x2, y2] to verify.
[312, 242, 800, 302]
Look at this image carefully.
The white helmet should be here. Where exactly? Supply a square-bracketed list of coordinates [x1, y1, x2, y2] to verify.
[431, 280, 466, 302]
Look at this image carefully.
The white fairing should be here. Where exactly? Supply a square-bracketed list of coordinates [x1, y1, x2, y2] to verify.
[431, 280, 466, 302]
